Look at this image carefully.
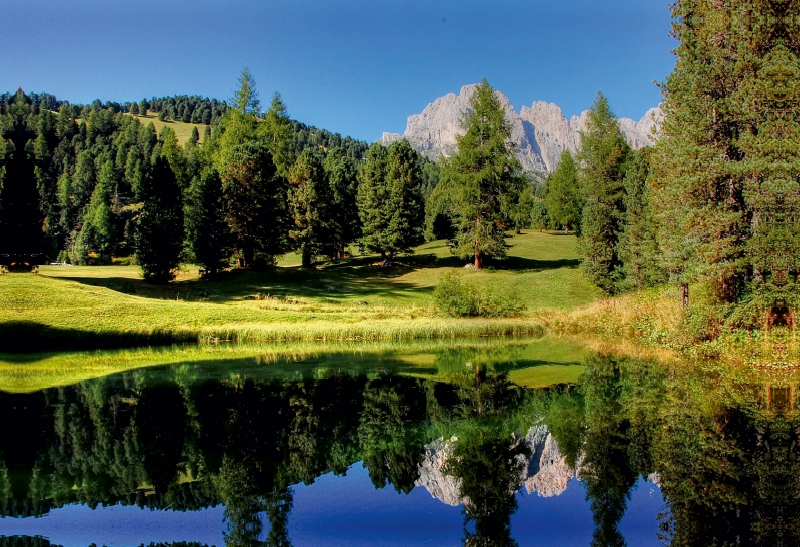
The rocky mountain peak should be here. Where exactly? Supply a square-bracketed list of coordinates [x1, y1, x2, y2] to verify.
[381, 84, 662, 173]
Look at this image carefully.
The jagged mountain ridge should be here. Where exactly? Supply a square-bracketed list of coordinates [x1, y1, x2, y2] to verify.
[380, 84, 662, 173]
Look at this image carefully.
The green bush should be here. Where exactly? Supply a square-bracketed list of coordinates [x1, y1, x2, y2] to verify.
[434, 271, 525, 318]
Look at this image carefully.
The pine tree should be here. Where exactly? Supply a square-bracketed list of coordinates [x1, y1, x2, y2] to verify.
[288, 149, 332, 268]
[232, 67, 260, 115]
[130, 102, 140, 116]
[188, 126, 200, 146]
[76, 158, 118, 264]
[139, 99, 148, 117]
[323, 147, 360, 258]
[578, 92, 630, 293]
[544, 150, 582, 234]
[261, 92, 295, 176]
[356, 140, 424, 263]
[220, 141, 287, 267]
[651, 0, 800, 322]
[616, 149, 665, 291]
[356, 143, 390, 259]
[135, 155, 184, 282]
[430, 79, 524, 268]
[185, 168, 232, 275]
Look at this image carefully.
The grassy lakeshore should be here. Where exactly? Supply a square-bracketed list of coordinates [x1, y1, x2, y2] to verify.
[0, 336, 592, 393]
[1, 232, 602, 350]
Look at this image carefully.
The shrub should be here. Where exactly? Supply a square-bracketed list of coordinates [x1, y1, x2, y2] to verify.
[434, 271, 479, 316]
[434, 271, 525, 318]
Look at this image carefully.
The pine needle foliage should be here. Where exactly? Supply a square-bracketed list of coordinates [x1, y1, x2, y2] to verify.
[577, 92, 630, 293]
[651, 0, 800, 325]
[288, 149, 332, 268]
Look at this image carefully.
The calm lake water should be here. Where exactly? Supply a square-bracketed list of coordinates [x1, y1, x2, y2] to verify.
[0, 340, 795, 546]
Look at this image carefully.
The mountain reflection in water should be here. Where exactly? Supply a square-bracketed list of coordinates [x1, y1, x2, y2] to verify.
[0, 345, 796, 547]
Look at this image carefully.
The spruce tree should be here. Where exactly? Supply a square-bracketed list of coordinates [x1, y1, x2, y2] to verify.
[288, 149, 332, 268]
[323, 147, 360, 258]
[616, 149, 665, 291]
[544, 150, 582, 234]
[220, 141, 287, 267]
[431, 79, 524, 268]
[139, 99, 148, 117]
[76, 158, 118, 264]
[356, 140, 424, 263]
[578, 92, 630, 293]
[185, 169, 232, 275]
[261, 92, 295, 176]
[135, 155, 184, 282]
[356, 143, 390, 259]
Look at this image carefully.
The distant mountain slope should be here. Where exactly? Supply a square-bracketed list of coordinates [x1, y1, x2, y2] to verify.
[380, 84, 662, 172]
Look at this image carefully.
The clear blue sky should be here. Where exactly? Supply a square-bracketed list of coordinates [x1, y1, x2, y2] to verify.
[1, 0, 675, 142]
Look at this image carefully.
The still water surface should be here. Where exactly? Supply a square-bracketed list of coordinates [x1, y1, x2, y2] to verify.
[0, 340, 794, 546]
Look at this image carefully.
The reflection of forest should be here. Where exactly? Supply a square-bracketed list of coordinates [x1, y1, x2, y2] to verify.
[0, 349, 797, 547]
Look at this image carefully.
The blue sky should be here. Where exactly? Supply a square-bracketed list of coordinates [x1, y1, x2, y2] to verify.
[1, 0, 675, 142]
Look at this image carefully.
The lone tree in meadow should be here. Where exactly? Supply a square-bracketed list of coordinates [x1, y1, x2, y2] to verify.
[357, 140, 425, 263]
[431, 79, 524, 269]
[577, 92, 630, 293]
[544, 150, 582, 234]
[135, 155, 184, 282]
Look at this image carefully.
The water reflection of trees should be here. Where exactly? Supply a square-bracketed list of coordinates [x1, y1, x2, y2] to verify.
[0, 349, 798, 546]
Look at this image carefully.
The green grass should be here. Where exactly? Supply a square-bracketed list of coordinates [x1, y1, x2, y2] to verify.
[2, 232, 601, 350]
[133, 113, 208, 144]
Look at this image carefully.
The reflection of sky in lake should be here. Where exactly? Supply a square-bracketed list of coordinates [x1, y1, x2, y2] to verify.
[0, 465, 664, 547]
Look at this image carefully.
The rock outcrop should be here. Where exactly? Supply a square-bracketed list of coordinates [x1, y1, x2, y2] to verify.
[414, 424, 577, 506]
[381, 84, 662, 173]
[415, 436, 464, 506]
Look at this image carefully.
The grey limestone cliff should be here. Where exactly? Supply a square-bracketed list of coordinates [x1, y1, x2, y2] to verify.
[413, 424, 577, 506]
[380, 84, 662, 173]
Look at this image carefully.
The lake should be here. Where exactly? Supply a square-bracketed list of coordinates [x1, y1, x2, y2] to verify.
[0, 338, 795, 546]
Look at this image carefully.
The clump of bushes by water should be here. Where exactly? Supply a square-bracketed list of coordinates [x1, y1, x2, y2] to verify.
[433, 271, 525, 318]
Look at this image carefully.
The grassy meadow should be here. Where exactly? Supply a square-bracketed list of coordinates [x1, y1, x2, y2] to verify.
[1, 231, 603, 350]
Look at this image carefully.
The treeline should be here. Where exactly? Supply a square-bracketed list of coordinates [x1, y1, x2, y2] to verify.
[0, 73, 441, 279]
[1, 71, 506, 282]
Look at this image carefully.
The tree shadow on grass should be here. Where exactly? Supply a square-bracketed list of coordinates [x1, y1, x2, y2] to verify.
[499, 257, 581, 272]
[0, 321, 182, 355]
[41, 252, 578, 303]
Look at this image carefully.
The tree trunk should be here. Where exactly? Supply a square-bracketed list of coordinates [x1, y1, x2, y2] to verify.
[241, 244, 254, 269]
[681, 283, 689, 309]
[301, 247, 313, 269]
[474, 251, 482, 270]
[564, 223, 570, 235]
